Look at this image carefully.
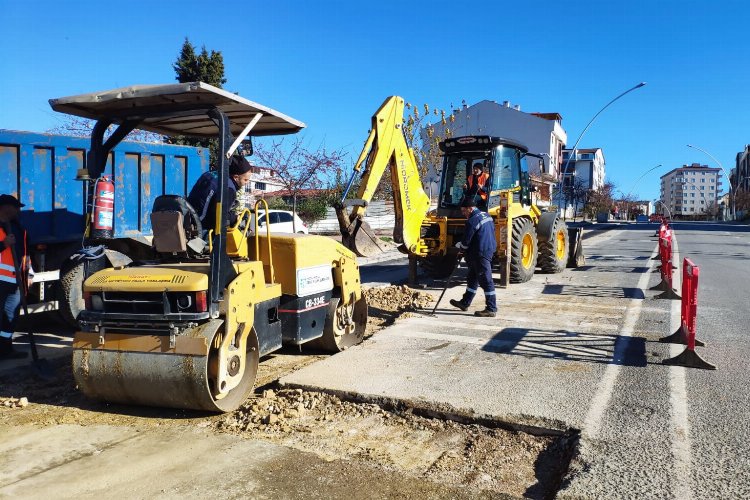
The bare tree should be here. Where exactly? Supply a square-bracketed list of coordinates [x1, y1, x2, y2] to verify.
[584, 181, 616, 220]
[47, 115, 163, 143]
[253, 138, 347, 231]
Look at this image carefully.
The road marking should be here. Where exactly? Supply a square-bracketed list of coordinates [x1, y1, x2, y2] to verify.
[667, 238, 693, 499]
[582, 242, 657, 438]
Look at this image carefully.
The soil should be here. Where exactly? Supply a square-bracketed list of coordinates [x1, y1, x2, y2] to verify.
[0, 285, 573, 499]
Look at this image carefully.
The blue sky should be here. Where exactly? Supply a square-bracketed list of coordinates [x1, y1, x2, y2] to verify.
[2, 0, 748, 202]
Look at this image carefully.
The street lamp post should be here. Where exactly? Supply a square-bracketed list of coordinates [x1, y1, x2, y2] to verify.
[654, 199, 672, 221]
[624, 163, 663, 220]
[686, 144, 734, 221]
[557, 82, 647, 219]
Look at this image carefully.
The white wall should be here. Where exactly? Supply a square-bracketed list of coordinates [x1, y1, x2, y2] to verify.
[426, 101, 567, 178]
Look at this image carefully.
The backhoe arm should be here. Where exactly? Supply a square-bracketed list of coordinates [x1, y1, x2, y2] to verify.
[337, 96, 431, 257]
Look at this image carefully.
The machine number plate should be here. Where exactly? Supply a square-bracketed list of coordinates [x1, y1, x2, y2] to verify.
[304, 295, 327, 310]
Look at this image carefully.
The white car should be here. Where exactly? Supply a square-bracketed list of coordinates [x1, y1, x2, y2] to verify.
[252, 210, 309, 234]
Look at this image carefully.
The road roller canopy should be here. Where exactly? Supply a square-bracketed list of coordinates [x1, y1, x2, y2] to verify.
[49, 82, 306, 138]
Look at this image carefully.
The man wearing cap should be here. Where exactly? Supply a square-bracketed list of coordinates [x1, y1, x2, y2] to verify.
[463, 162, 489, 211]
[0, 194, 32, 359]
[187, 155, 253, 230]
[449, 197, 497, 317]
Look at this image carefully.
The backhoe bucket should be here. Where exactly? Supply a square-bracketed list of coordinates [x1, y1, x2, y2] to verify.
[336, 205, 385, 258]
[567, 227, 585, 267]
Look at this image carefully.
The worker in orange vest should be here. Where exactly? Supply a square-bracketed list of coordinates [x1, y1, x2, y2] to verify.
[463, 162, 489, 211]
[0, 194, 32, 360]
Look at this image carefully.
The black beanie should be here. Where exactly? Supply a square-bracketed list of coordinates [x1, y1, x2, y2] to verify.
[461, 197, 477, 208]
[229, 155, 252, 175]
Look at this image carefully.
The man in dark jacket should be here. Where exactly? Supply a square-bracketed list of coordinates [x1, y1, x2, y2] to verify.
[0, 194, 31, 359]
[449, 197, 497, 317]
[187, 155, 253, 230]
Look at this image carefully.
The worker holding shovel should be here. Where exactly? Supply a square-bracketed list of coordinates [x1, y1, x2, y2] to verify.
[0, 194, 32, 360]
[450, 197, 497, 317]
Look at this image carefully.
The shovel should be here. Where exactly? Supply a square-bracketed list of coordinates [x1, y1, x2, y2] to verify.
[426, 254, 463, 316]
[9, 245, 55, 379]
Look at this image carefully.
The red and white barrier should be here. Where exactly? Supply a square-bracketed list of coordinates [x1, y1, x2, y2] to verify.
[650, 224, 680, 300]
[660, 258, 716, 370]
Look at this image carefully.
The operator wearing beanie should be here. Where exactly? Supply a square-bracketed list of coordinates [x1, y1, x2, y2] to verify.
[187, 155, 253, 229]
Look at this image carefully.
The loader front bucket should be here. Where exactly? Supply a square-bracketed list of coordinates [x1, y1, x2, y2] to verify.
[336, 204, 385, 258]
[567, 227, 585, 267]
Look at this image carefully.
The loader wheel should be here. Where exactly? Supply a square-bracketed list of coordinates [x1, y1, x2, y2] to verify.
[510, 218, 537, 283]
[538, 217, 569, 274]
[420, 254, 458, 279]
[309, 295, 368, 352]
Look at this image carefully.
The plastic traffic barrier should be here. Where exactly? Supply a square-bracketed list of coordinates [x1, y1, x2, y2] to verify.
[650, 227, 680, 300]
[661, 258, 715, 370]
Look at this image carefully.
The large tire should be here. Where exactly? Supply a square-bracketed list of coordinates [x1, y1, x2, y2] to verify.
[538, 217, 569, 274]
[419, 254, 458, 279]
[308, 295, 368, 352]
[59, 262, 85, 328]
[58, 248, 123, 328]
[510, 218, 537, 283]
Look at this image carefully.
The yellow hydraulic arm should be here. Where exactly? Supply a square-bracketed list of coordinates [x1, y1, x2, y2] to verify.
[337, 96, 431, 257]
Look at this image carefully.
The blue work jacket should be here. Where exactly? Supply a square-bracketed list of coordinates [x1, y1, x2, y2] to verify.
[187, 171, 240, 229]
[461, 208, 497, 261]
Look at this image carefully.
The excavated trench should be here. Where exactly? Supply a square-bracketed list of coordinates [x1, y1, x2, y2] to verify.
[1, 285, 578, 499]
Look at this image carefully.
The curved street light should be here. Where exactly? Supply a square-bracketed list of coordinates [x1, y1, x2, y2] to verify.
[624, 163, 664, 219]
[686, 144, 734, 220]
[654, 199, 672, 220]
[558, 82, 647, 218]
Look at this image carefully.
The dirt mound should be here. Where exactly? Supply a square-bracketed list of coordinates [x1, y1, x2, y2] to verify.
[363, 285, 433, 311]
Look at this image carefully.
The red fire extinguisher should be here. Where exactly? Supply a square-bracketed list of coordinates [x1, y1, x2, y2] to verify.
[91, 176, 115, 239]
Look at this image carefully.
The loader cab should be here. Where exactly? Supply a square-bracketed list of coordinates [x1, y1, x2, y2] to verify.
[438, 136, 531, 214]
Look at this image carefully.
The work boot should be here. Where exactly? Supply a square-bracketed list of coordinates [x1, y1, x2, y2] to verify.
[474, 309, 496, 318]
[449, 299, 468, 311]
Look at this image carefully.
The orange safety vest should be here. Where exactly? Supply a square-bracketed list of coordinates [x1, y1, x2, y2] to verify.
[0, 224, 27, 286]
[467, 172, 489, 200]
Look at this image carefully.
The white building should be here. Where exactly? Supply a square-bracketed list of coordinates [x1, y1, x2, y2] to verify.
[240, 163, 285, 206]
[659, 163, 722, 218]
[424, 100, 567, 205]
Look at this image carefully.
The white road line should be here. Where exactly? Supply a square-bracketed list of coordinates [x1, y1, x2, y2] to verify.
[582, 241, 657, 438]
[667, 238, 693, 500]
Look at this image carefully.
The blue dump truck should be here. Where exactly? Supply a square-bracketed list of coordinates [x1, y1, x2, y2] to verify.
[0, 129, 208, 325]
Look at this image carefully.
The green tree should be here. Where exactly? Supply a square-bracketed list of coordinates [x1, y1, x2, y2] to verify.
[167, 38, 227, 164]
[172, 38, 227, 87]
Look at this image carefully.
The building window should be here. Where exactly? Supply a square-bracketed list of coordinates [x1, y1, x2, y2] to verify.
[255, 182, 267, 190]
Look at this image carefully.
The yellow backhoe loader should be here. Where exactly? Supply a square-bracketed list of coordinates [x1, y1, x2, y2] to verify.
[50, 83, 367, 412]
[337, 96, 583, 284]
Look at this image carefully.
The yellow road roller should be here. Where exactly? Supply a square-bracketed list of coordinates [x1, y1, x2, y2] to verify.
[49, 82, 367, 412]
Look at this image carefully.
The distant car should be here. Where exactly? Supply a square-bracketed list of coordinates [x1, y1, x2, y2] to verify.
[649, 214, 663, 223]
[636, 215, 649, 223]
[252, 209, 308, 234]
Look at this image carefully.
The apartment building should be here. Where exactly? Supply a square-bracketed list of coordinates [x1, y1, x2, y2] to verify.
[736, 145, 750, 194]
[659, 163, 722, 217]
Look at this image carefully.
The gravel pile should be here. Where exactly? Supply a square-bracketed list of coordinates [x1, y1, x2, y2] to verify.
[2, 396, 29, 408]
[363, 285, 433, 312]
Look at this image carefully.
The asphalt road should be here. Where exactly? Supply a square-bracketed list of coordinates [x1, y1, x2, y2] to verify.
[284, 222, 750, 498]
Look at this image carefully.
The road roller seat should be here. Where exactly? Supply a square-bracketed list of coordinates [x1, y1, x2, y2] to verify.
[151, 195, 206, 256]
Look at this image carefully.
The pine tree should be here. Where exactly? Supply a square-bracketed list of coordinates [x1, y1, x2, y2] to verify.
[173, 38, 227, 87]
[169, 38, 227, 163]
